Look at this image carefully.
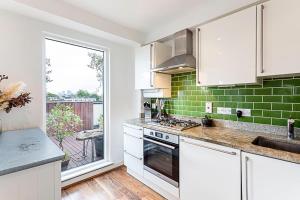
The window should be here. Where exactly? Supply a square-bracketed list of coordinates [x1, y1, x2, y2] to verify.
[45, 38, 106, 174]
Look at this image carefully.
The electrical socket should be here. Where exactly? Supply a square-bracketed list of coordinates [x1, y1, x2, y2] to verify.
[205, 102, 213, 113]
[217, 107, 232, 115]
[236, 109, 251, 117]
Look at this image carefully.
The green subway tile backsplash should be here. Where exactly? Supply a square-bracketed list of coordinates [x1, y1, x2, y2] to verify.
[160, 72, 300, 128]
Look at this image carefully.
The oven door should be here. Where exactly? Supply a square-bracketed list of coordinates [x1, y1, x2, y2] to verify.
[143, 136, 179, 187]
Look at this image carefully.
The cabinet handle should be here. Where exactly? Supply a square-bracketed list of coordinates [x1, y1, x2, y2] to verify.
[260, 4, 265, 74]
[124, 150, 143, 160]
[124, 132, 143, 140]
[180, 139, 237, 155]
[245, 156, 249, 200]
[196, 28, 201, 84]
[150, 43, 154, 87]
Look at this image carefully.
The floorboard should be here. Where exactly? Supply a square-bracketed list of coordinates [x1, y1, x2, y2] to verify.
[62, 166, 166, 200]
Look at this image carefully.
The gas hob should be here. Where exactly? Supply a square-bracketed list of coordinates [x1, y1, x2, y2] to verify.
[147, 118, 201, 131]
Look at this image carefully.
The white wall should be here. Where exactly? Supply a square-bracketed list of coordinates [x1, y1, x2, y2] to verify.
[0, 9, 139, 164]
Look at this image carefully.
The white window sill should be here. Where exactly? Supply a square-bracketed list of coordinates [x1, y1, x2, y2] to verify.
[61, 160, 113, 182]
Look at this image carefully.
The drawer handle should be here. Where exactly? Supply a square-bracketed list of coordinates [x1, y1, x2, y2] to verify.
[124, 132, 143, 139]
[124, 150, 142, 160]
[180, 138, 237, 155]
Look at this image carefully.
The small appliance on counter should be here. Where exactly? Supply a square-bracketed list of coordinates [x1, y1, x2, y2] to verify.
[201, 115, 213, 127]
[143, 101, 152, 121]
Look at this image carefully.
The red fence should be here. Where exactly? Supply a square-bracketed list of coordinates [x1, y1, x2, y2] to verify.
[46, 101, 94, 131]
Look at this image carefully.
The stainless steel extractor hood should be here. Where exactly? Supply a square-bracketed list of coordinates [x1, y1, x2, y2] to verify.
[152, 29, 196, 74]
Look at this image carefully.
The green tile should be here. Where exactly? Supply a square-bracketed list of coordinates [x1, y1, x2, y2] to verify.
[232, 96, 245, 102]
[282, 111, 300, 120]
[252, 110, 263, 117]
[239, 89, 254, 95]
[295, 120, 300, 128]
[283, 79, 300, 87]
[263, 110, 282, 118]
[272, 118, 287, 126]
[283, 96, 300, 103]
[238, 117, 253, 123]
[294, 87, 300, 95]
[237, 103, 253, 109]
[254, 117, 271, 125]
[225, 102, 237, 108]
[273, 88, 293, 95]
[263, 80, 282, 87]
[272, 103, 292, 111]
[254, 103, 271, 110]
[246, 84, 262, 88]
[213, 102, 225, 107]
[254, 88, 272, 95]
[212, 89, 225, 95]
[294, 104, 300, 111]
[263, 96, 282, 102]
[219, 96, 231, 102]
[246, 96, 262, 102]
[225, 89, 239, 95]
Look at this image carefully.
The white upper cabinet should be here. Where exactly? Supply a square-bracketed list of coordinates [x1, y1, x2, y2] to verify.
[180, 137, 241, 200]
[242, 152, 300, 200]
[135, 42, 172, 90]
[257, 0, 300, 77]
[196, 6, 257, 86]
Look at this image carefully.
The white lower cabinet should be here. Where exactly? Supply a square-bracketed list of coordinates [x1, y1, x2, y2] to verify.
[242, 152, 300, 200]
[180, 137, 241, 200]
[123, 125, 143, 177]
[0, 161, 61, 200]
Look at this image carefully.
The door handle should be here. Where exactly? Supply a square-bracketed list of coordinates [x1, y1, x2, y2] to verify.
[180, 138, 237, 155]
[150, 43, 154, 87]
[196, 28, 201, 84]
[260, 4, 265, 74]
[245, 156, 250, 200]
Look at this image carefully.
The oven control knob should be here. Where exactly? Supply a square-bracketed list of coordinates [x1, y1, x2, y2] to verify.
[166, 135, 169, 140]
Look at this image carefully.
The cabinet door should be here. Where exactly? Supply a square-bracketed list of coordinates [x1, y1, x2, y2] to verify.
[0, 162, 61, 200]
[257, 0, 300, 77]
[135, 44, 152, 89]
[180, 137, 241, 200]
[196, 6, 257, 86]
[135, 43, 171, 90]
[242, 152, 300, 200]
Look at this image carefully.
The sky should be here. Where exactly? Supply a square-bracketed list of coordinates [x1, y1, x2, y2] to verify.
[45, 39, 103, 95]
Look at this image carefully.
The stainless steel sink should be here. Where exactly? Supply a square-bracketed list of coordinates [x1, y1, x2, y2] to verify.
[252, 136, 300, 154]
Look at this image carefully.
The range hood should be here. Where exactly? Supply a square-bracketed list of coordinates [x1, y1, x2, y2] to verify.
[152, 29, 196, 74]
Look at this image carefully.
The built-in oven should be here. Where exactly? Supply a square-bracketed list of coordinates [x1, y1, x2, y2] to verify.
[143, 128, 179, 187]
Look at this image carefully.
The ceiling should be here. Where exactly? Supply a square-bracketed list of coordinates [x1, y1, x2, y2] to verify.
[62, 0, 210, 33]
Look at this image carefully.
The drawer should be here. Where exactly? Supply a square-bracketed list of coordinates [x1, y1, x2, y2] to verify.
[123, 125, 143, 138]
[124, 133, 143, 158]
[124, 152, 143, 176]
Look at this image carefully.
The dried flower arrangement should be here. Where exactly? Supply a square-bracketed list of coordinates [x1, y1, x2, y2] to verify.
[0, 75, 32, 113]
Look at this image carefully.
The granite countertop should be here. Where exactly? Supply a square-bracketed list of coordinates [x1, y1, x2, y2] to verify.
[124, 118, 300, 164]
[0, 128, 64, 176]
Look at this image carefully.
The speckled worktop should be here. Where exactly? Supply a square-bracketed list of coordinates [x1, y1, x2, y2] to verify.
[124, 118, 300, 164]
[0, 128, 64, 176]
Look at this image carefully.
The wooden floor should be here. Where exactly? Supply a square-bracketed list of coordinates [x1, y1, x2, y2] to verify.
[62, 167, 165, 200]
[50, 135, 103, 171]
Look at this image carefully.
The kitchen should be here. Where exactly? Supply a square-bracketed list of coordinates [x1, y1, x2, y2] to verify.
[0, 0, 300, 200]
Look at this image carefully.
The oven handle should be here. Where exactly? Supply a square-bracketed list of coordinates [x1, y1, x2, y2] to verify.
[143, 138, 176, 150]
